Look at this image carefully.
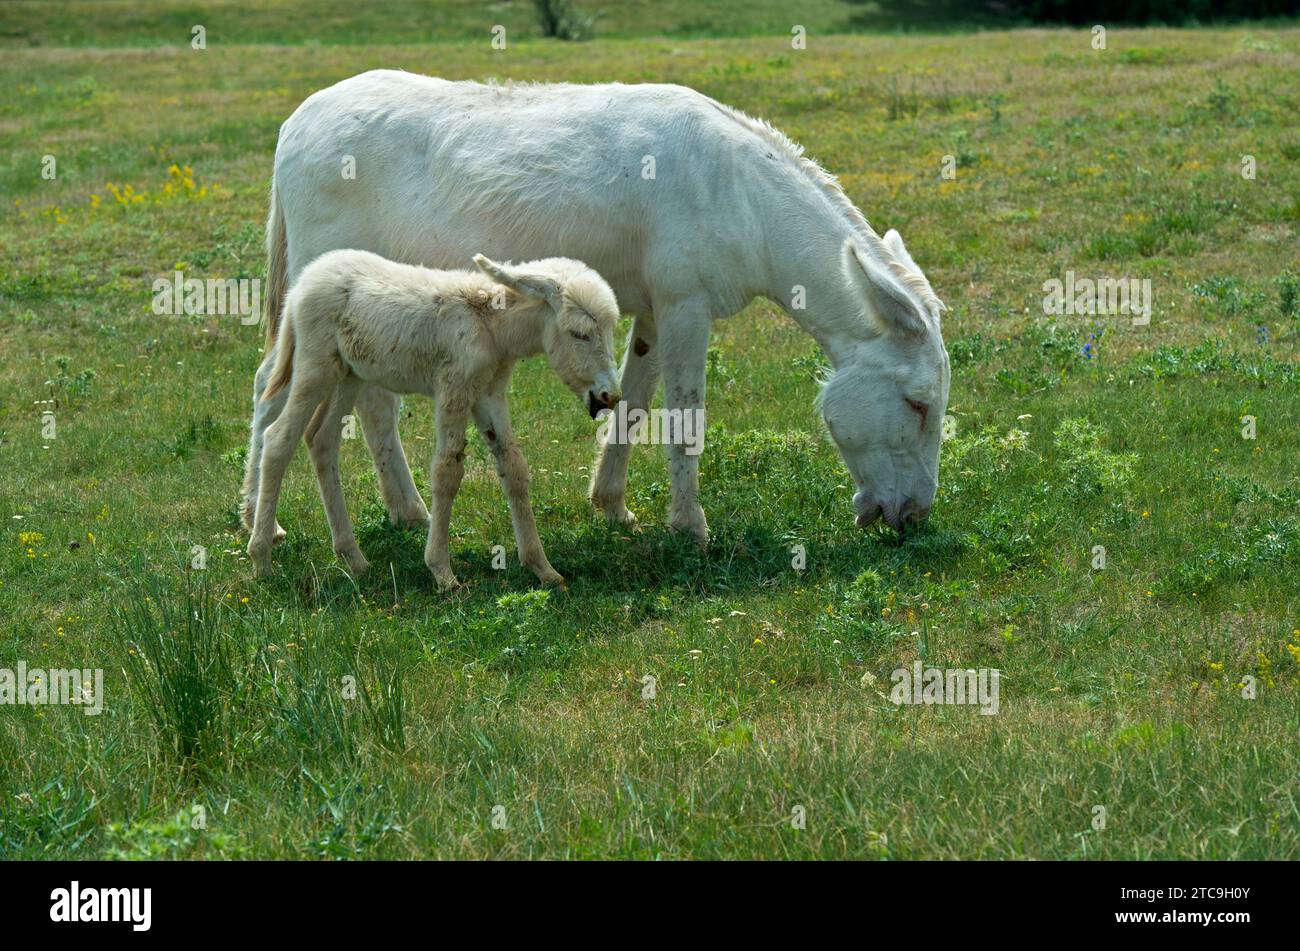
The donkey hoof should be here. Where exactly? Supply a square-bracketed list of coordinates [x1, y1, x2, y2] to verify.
[433, 572, 462, 593]
[606, 507, 639, 530]
[339, 550, 370, 577]
[272, 523, 287, 546]
[537, 569, 566, 589]
[392, 508, 431, 531]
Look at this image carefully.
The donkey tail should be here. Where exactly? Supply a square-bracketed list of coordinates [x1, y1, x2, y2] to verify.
[262, 312, 295, 402]
[262, 179, 288, 352]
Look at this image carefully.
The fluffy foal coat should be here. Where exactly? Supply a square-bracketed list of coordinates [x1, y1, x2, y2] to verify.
[249, 249, 622, 589]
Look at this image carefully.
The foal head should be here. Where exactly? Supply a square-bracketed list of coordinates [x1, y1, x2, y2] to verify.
[473, 254, 622, 418]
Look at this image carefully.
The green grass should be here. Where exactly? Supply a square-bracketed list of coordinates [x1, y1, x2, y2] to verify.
[0, 0, 1014, 47]
[2, 14, 1299, 858]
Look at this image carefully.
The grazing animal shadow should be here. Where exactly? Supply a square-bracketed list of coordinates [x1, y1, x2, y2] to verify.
[321, 506, 968, 603]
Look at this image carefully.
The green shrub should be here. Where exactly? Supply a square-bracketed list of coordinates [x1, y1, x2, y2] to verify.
[1052, 418, 1137, 498]
[534, 0, 593, 40]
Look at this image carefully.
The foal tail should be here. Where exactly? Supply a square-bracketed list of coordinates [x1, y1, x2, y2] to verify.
[262, 310, 295, 402]
[262, 180, 288, 353]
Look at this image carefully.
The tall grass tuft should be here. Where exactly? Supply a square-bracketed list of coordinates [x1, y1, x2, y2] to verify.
[272, 635, 359, 767]
[358, 653, 406, 754]
[114, 575, 236, 767]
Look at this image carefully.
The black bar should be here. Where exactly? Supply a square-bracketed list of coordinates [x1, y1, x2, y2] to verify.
[0, 860, 1283, 938]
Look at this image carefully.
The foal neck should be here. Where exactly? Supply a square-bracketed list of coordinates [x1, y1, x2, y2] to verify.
[490, 297, 551, 362]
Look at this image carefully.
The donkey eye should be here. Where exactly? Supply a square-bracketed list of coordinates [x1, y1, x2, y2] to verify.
[569, 330, 591, 342]
[905, 399, 929, 425]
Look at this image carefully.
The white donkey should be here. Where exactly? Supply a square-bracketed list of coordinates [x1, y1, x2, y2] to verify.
[242, 71, 950, 546]
[249, 249, 622, 590]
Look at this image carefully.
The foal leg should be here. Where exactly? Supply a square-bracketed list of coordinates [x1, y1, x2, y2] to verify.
[306, 376, 369, 577]
[590, 313, 659, 528]
[423, 393, 472, 591]
[248, 368, 339, 578]
[354, 384, 430, 529]
[473, 374, 564, 588]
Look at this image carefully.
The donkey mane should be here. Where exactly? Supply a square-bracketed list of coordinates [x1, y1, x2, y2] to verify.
[703, 98, 946, 320]
[703, 100, 871, 233]
[439, 76, 943, 320]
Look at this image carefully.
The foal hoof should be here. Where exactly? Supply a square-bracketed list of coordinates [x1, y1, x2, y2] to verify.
[667, 509, 710, 549]
[248, 545, 273, 579]
[592, 496, 638, 530]
[272, 523, 287, 546]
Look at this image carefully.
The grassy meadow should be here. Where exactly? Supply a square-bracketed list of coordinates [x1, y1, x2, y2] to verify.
[2, 4, 1299, 859]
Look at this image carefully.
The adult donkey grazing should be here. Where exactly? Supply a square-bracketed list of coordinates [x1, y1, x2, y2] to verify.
[242, 70, 951, 546]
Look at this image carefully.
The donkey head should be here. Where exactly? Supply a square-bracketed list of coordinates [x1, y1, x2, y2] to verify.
[819, 228, 950, 533]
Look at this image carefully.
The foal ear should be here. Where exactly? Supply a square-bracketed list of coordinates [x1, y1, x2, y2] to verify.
[841, 239, 928, 337]
[472, 255, 562, 307]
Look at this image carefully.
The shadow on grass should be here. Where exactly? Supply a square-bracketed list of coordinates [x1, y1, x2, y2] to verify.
[327, 504, 969, 604]
[220, 423, 972, 685]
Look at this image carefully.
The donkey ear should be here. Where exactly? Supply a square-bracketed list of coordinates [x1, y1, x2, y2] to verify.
[472, 254, 562, 306]
[882, 229, 944, 315]
[841, 240, 927, 337]
[882, 229, 921, 277]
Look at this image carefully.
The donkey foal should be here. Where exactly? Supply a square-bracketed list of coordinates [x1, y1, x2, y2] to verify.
[249, 249, 621, 589]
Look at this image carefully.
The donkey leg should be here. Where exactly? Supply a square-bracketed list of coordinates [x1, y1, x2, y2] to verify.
[354, 384, 430, 529]
[249, 371, 338, 577]
[424, 394, 471, 592]
[473, 382, 564, 588]
[657, 302, 711, 547]
[590, 313, 659, 527]
[241, 352, 287, 543]
[306, 376, 369, 577]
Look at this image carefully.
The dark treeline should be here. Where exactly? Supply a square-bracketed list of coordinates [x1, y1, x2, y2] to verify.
[1010, 0, 1299, 24]
[851, 0, 1300, 27]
